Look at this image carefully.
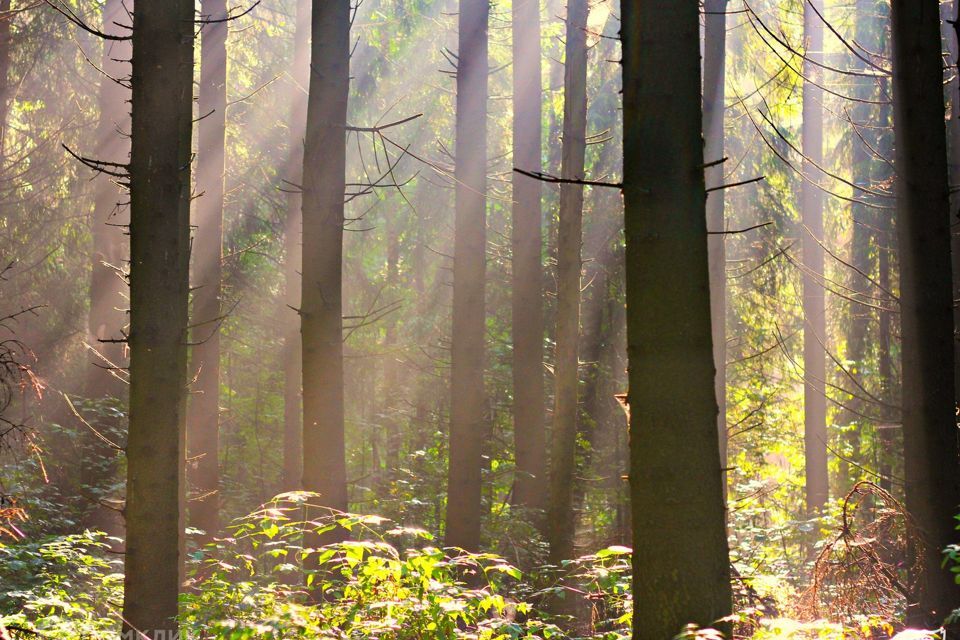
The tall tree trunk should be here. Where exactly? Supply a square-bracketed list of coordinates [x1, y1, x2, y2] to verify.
[81, 0, 130, 537]
[383, 220, 401, 482]
[876, 76, 896, 495]
[510, 0, 546, 519]
[282, 0, 310, 493]
[122, 0, 194, 634]
[622, 1, 733, 637]
[0, 0, 12, 162]
[188, 0, 228, 541]
[301, 0, 349, 518]
[890, 0, 960, 623]
[948, 0, 960, 408]
[547, 0, 589, 565]
[86, 0, 129, 400]
[839, 0, 876, 486]
[444, 0, 488, 552]
[703, 0, 728, 498]
[802, 0, 828, 514]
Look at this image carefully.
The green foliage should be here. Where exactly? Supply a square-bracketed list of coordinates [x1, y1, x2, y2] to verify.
[0, 530, 122, 638]
[180, 492, 562, 639]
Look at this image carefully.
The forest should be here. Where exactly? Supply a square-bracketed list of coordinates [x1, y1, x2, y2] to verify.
[0, 0, 958, 638]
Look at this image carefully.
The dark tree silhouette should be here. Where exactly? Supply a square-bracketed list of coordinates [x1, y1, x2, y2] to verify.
[122, 0, 194, 634]
[890, 0, 960, 623]
[621, 0, 733, 637]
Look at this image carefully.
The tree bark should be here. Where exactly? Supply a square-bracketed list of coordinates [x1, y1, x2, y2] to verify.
[510, 0, 546, 519]
[0, 0, 12, 162]
[301, 0, 350, 518]
[188, 0, 228, 542]
[444, 0, 488, 552]
[122, 0, 194, 634]
[547, 0, 589, 565]
[703, 0, 728, 500]
[621, 0, 733, 637]
[948, 0, 960, 410]
[838, 0, 876, 486]
[282, 0, 310, 493]
[802, 0, 829, 515]
[86, 0, 129, 400]
[890, 0, 960, 623]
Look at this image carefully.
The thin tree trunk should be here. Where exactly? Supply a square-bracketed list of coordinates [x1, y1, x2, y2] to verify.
[86, 0, 129, 400]
[383, 220, 401, 482]
[301, 0, 350, 519]
[122, 0, 194, 633]
[802, 0, 828, 514]
[282, 0, 310, 493]
[547, 0, 589, 566]
[81, 0, 130, 537]
[188, 0, 228, 541]
[621, 0, 733, 637]
[0, 0, 12, 162]
[510, 0, 546, 518]
[444, 0, 488, 552]
[890, 0, 960, 623]
[839, 0, 876, 486]
[876, 73, 896, 495]
[703, 0, 728, 499]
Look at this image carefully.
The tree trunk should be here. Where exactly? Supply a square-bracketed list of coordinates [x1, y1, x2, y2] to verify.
[282, 0, 310, 493]
[444, 0, 488, 552]
[81, 0, 130, 537]
[383, 220, 401, 482]
[510, 0, 546, 519]
[802, 0, 828, 515]
[122, 0, 194, 634]
[948, 0, 960, 410]
[621, 0, 733, 637]
[839, 0, 876, 486]
[301, 0, 350, 518]
[547, 0, 589, 565]
[0, 0, 12, 162]
[703, 0, 728, 499]
[86, 0, 129, 400]
[188, 0, 228, 541]
[890, 0, 960, 623]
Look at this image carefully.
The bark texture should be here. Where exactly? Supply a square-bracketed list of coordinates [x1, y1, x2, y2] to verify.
[890, 0, 960, 623]
[621, 1, 733, 637]
[86, 0, 129, 400]
[802, 0, 828, 514]
[301, 0, 350, 517]
[547, 0, 589, 565]
[122, 0, 194, 633]
[510, 0, 546, 518]
[444, 0, 489, 552]
[188, 0, 228, 540]
[283, 0, 310, 492]
[703, 0, 728, 496]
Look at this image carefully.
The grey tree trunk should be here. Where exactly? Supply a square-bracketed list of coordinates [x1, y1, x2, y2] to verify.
[547, 0, 589, 565]
[86, 0, 129, 400]
[122, 0, 194, 634]
[802, 0, 828, 514]
[510, 0, 546, 519]
[890, 0, 960, 623]
[445, 0, 488, 552]
[621, 1, 733, 638]
[282, 0, 310, 493]
[703, 0, 728, 498]
[188, 0, 228, 542]
[301, 0, 350, 518]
